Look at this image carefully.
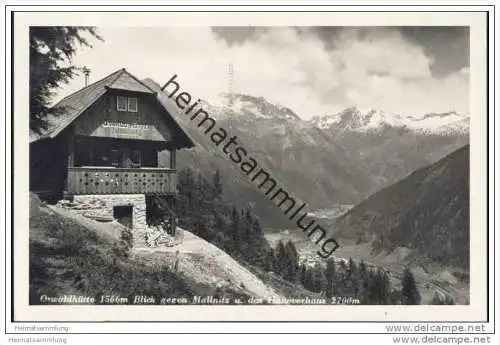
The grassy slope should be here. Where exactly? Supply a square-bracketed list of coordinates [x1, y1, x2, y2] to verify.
[30, 193, 314, 305]
[29, 193, 245, 305]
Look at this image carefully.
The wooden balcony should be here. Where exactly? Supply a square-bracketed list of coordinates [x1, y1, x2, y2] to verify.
[67, 166, 177, 195]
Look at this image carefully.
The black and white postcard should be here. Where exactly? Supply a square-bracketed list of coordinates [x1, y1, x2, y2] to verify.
[6, 9, 494, 329]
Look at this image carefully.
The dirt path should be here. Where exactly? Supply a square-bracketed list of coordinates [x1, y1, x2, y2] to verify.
[133, 230, 282, 301]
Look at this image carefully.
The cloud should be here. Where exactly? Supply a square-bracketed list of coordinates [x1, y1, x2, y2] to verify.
[61, 26, 469, 119]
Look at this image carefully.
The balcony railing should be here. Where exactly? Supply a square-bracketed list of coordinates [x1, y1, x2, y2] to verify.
[67, 166, 177, 195]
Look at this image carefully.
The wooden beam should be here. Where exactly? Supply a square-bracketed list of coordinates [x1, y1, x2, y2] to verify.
[170, 149, 176, 169]
[67, 135, 75, 168]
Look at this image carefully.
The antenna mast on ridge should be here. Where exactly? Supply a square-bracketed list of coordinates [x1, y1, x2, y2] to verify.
[228, 63, 234, 107]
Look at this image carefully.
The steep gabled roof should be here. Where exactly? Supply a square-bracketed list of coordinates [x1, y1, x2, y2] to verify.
[29, 68, 194, 148]
[107, 68, 156, 94]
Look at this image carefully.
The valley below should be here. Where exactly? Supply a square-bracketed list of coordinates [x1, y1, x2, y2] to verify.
[265, 206, 470, 305]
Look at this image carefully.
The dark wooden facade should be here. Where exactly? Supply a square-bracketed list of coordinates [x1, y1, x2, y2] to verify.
[29, 68, 194, 200]
[73, 90, 175, 142]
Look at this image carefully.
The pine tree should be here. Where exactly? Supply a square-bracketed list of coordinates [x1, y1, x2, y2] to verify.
[338, 259, 348, 273]
[30, 27, 102, 132]
[359, 260, 368, 278]
[375, 269, 391, 304]
[347, 258, 360, 295]
[213, 213, 227, 249]
[359, 260, 369, 296]
[284, 241, 299, 282]
[299, 264, 307, 286]
[401, 267, 421, 305]
[348, 258, 358, 278]
[311, 263, 327, 293]
[430, 292, 443, 305]
[361, 268, 392, 305]
[430, 291, 455, 305]
[180, 169, 195, 206]
[230, 206, 240, 227]
[390, 289, 403, 305]
[252, 218, 264, 240]
[212, 170, 223, 201]
[228, 206, 241, 253]
[264, 249, 276, 272]
[337, 259, 348, 291]
[275, 241, 286, 262]
[275, 241, 287, 278]
[303, 266, 314, 291]
[443, 295, 455, 305]
[325, 258, 336, 298]
[196, 174, 210, 208]
[250, 219, 267, 266]
[243, 209, 254, 243]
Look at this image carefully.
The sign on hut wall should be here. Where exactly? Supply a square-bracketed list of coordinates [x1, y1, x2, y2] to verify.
[96, 121, 158, 140]
[74, 95, 174, 142]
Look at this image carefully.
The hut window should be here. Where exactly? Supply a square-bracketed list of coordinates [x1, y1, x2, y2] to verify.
[117, 96, 128, 111]
[128, 97, 138, 112]
[117, 96, 138, 112]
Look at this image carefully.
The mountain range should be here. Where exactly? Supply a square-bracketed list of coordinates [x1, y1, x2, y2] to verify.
[310, 107, 469, 135]
[143, 79, 469, 229]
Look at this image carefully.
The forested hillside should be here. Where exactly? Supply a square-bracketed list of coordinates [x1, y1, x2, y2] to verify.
[332, 145, 469, 269]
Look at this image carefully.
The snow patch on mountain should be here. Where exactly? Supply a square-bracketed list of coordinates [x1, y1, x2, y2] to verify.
[211, 93, 301, 121]
[310, 108, 469, 135]
[411, 113, 470, 135]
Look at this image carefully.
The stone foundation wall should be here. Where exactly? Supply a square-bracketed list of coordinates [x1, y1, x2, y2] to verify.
[71, 194, 147, 247]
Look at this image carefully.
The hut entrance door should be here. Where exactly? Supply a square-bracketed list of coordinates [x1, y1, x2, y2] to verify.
[113, 205, 133, 229]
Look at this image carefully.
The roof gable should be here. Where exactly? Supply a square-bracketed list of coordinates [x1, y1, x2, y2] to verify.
[107, 70, 155, 94]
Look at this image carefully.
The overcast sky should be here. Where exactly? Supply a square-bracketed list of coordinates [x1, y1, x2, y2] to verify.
[59, 26, 470, 120]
